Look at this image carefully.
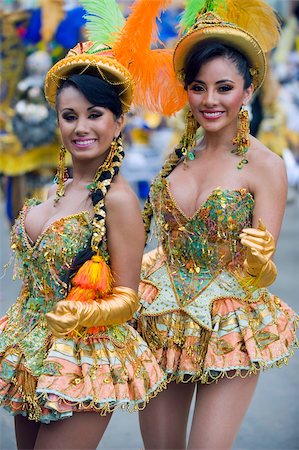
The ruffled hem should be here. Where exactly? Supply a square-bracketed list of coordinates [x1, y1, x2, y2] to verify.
[0, 323, 167, 422]
[137, 292, 299, 385]
[37, 376, 168, 423]
[161, 338, 298, 384]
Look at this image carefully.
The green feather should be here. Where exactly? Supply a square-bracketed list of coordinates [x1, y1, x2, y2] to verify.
[81, 0, 125, 46]
[179, 0, 207, 33]
[179, 0, 228, 33]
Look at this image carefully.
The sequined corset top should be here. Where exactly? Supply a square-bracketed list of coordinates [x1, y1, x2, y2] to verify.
[150, 178, 254, 299]
[10, 200, 94, 314]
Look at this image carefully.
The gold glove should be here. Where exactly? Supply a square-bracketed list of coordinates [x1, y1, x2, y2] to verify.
[239, 219, 277, 288]
[46, 287, 139, 337]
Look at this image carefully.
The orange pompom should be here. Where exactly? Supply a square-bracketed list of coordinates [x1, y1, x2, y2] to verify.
[72, 254, 113, 295]
[65, 286, 97, 302]
[87, 326, 106, 335]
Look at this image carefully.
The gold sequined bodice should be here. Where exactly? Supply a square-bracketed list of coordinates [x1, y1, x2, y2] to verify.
[10, 199, 94, 314]
[150, 178, 254, 300]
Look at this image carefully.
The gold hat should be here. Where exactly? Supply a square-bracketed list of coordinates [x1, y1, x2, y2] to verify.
[44, 41, 134, 112]
[173, 0, 280, 91]
[173, 12, 266, 90]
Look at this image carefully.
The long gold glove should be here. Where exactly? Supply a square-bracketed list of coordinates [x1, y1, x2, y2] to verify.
[239, 219, 277, 288]
[46, 287, 139, 337]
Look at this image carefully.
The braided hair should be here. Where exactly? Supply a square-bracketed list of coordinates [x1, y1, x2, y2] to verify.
[142, 145, 185, 244]
[56, 74, 124, 285]
[66, 140, 124, 282]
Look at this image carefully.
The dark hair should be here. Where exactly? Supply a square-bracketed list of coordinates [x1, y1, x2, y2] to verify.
[56, 74, 123, 118]
[143, 42, 253, 244]
[56, 73, 124, 287]
[184, 41, 253, 89]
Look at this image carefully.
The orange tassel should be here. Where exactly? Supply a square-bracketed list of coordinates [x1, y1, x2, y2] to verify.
[72, 254, 113, 295]
[65, 254, 112, 335]
[87, 326, 106, 335]
[65, 286, 97, 302]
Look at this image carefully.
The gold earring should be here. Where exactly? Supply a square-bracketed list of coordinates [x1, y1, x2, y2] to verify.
[181, 109, 198, 164]
[53, 144, 68, 206]
[232, 106, 250, 169]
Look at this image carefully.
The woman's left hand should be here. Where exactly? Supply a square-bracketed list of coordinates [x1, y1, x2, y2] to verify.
[239, 218, 275, 275]
[46, 302, 79, 337]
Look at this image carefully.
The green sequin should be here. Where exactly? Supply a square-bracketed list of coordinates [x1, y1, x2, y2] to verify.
[150, 179, 254, 302]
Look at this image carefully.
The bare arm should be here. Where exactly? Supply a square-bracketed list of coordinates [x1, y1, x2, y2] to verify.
[239, 148, 287, 288]
[250, 149, 287, 243]
[105, 184, 145, 291]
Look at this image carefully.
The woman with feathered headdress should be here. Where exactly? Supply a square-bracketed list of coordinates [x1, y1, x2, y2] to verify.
[136, 1, 299, 448]
[0, 1, 180, 448]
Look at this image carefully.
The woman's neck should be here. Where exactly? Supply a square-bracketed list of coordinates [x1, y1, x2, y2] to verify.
[71, 155, 107, 185]
[199, 126, 238, 154]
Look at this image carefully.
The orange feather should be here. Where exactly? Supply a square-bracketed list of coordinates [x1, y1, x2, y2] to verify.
[113, 0, 187, 115]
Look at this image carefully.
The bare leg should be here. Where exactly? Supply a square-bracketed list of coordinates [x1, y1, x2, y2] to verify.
[139, 381, 196, 450]
[188, 373, 259, 450]
[34, 412, 112, 450]
[15, 415, 41, 450]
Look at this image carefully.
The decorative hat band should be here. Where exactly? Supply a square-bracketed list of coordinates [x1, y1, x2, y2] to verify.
[44, 41, 134, 112]
[173, 12, 266, 90]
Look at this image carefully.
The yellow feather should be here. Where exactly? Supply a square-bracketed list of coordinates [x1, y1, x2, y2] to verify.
[217, 0, 280, 52]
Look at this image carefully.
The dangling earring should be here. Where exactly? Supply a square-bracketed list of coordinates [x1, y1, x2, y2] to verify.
[53, 144, 68, 206]
[181, 109, 198, 165]
[232, 106, 250, 170]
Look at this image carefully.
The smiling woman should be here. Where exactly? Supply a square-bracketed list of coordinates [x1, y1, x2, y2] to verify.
[0, 10, 168, 450]
[137, 0, 299, 449]
[57, 76, 124, 164]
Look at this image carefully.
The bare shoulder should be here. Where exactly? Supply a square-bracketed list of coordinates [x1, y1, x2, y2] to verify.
[249, 136, 286, 173]
[248, 136, 287, 194]
[106, 175, 141, 217]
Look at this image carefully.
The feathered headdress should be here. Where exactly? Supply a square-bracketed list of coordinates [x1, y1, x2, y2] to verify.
[45, 0, 187, 115]
[174, 0, 281, 90]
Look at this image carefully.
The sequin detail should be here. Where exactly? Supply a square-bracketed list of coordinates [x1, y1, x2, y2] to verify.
[137, 178, 298, 383]
[0, 199, 166, 422]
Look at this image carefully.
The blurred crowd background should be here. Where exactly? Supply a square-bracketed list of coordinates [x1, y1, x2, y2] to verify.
[1, 0, 299, 223]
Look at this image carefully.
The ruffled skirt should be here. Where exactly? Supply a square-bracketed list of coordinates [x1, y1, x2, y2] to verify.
[0, 315, 167, 423]
[137, 282, 298, 384]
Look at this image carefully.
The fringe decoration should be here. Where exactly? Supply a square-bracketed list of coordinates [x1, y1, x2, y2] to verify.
[64, 286, 97, 302]
[81, 0, 125, 46]
[113, 0, 187, 115]
[12, 369, 41, 421]
[70, 254, 113, 296]
[65, 254, 113, 334]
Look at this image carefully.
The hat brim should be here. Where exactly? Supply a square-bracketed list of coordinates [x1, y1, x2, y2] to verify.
[173, 25, 266, 90]
[44, 54, 134, 112]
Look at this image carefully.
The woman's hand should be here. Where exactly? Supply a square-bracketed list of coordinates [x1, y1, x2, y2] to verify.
[46, 287, 139, 337]
[240, 219, 275, 275]
[239, 219, 277, 287]
[46, 305, 79, 337]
